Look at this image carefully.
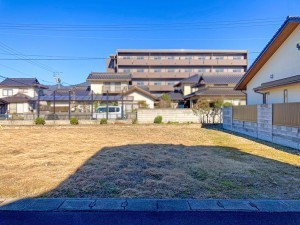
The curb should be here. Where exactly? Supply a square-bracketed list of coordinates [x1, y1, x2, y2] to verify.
[0, 198, 300, 212]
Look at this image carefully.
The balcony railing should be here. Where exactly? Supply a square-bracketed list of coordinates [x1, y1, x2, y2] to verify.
[102, 86, 128, 93]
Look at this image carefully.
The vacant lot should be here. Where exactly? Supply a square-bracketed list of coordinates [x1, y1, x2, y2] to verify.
[0, 124, 299, 199]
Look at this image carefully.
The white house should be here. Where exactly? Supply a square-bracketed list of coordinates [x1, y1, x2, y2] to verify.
[121, 86, 157, 109]
[0, 78, 47, 114]
[235, 16, 300, 105]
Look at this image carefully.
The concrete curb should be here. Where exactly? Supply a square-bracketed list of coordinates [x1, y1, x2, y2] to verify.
[0, 198, 299, 212]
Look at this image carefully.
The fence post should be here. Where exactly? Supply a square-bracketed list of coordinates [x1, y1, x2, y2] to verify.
[121, 90, 124, 119]
[37, 91, 40, 118]
[53, 90, 56, 120]
[68, 90, 71, 120]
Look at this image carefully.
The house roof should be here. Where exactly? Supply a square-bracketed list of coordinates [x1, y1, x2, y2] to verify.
[123, 86, 158, 100]
[253, 74, 300, 91]
[174, 74, 200, 87]
[168, 91, 184, 101]
[1, 93, 34, 103]
[87, 72, 131, 81]
[0, 78, 47, 89]
[235, 16, 300, 90]
[185, 87, 245, 98]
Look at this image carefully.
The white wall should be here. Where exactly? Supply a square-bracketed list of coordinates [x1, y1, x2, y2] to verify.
[90, 83, 103, 94]
[126, 91, 155, 109]
[0, 87, 36, 98]
[247, 24, 300, 105]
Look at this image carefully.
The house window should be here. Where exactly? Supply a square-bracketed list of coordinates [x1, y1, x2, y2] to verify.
[3, 89, 13, 96]
[137, 69, 144, 73]
[284, 89, 288, 103]
[19, 88, 28, 94]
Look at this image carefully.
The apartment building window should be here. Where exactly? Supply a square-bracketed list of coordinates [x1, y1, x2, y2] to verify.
[137, 69, 144, 73]
[233, 68, 243, 72]
[167, 82, 175, 86]
[137, 56, 144, 60]
[215, 56, 224, 60]
[3, 89, 13, 96]
[198, 56, 207, 60]
[185, 69, 193, 72]
[167, 56, 175, 60]
[123, 56, 131, 59]
[154, 82, 162, 86]
[154, 69, 161, 73]
[185, 56, 193, 60]
[215, 68, 224, 72]
[284, 89, 288, 103]
[137, 82, 145, 86]
[168, 69, 175, 72]
[123, 69, 131, 73]
[198, 69, 205, 72]
[233, 56, 243, 60]
[154, 56, 161, 60]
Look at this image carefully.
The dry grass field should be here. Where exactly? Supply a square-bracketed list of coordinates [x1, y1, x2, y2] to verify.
[0, 124, 299, 199]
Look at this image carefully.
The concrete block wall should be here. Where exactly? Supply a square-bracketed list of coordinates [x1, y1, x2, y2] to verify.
[137, 109, 199, 123]
[223, 105, 300, 150]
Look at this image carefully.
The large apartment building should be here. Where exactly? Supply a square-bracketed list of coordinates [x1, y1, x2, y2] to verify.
[106, 49, 248, 95]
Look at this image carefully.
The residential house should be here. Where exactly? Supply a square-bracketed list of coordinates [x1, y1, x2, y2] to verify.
[235, 16, 300, 104]
[0, 78, 47, 114]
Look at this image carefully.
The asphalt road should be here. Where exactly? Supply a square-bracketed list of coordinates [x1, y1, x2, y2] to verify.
[1, 211, 300, 225]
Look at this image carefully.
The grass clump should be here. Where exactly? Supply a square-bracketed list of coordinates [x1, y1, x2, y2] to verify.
[154, 115, 163, 124]
[100, 118, 108, 125]
[132, 118, 138, 124]
[35, 117, 45, 125]
[70, 117, 79, 125]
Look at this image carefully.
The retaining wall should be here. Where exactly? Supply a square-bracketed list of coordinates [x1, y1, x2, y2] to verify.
[223, 105, 300, 150]
[137, 109, 199, 123]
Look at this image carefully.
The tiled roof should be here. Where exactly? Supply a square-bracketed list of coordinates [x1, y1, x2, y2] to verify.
[253, 75, 300, 91]
[123, 86, 157, 100]
[0, 78, 47, 88]
[174, 74, 200, 87]
[168, 91, 184, 101]
[1, 93, 33, 103]
[191, 75, 243, 88]
[186, 87, 245, 98]
[87, 72, 131, 80]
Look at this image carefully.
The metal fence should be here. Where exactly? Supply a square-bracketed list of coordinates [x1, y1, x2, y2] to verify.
[232, 105, 257, 122]
[273, 102, 300, 127]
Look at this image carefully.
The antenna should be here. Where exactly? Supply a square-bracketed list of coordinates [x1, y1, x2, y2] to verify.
[53, 72, 62, 88]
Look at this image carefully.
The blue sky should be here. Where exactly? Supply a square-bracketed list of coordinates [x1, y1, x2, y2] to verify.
[0, 0, 299, 85]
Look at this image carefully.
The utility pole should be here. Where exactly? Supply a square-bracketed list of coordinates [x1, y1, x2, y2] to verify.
[91, 90, 94, 120]
[37, 90, 40, 118]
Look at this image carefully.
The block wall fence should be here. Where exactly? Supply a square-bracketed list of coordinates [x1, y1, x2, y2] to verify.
[223, 105, 300, 150]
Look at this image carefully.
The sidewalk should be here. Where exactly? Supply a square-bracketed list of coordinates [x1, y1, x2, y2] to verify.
[1, 198, 300, 224]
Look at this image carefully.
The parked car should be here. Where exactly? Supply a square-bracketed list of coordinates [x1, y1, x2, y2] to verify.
[93, 106, 125, 119]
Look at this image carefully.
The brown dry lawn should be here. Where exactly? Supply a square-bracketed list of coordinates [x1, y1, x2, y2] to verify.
[0, 124, 299, 199]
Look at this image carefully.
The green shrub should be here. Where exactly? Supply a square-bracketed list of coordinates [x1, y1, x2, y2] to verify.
[70, 117, 79, 125]
[223, 102, 233, 107]
[167, 121, 179, 124]
[132, 118, 138, 124]
[154, 115, 163, 124]
[100, 118, 108, 124]
[35, 117, 45, 125]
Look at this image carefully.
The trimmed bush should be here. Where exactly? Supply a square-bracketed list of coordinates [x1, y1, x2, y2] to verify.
[70, 117, 79, 125]
[223, 102, 233, 107]
[132, 118, 138, 124]
[100, 118, 108, 124]
[154, 115, 163, 124]
[35, 117, 45, 125]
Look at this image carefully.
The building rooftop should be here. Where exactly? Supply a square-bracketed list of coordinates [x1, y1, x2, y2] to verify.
[87, 72, 131, 81]
[185, 87, 245, 98]
[253, 74, 300, 91]
[117, 49, 248, 54]
[0, 78, 47, 89]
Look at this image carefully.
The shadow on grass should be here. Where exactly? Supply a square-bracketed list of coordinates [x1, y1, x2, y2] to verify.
[24, 143, 299, 200]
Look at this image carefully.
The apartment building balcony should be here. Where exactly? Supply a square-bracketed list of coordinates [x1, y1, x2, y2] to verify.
[131, 71, 245, 79]
[148, 85, 174, 92]
[102, 85, 128, 93]
[117, 58, 247, 66]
